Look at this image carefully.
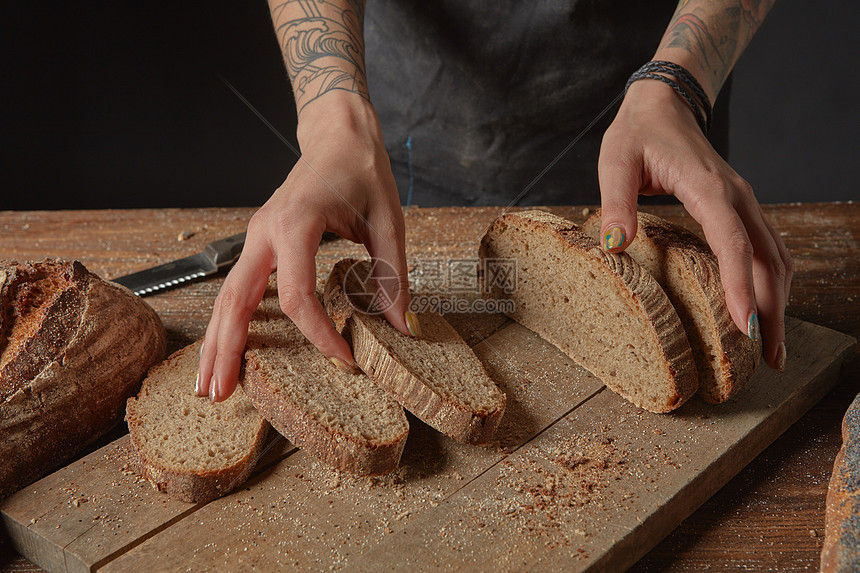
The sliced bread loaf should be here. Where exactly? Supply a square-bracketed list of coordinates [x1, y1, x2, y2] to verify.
[324, 259, 506, 445]
[479, 210, 698, 413]
[582, 210, 761, 403]
[241, 284, 409, 476]
[126, 340, 269, 503]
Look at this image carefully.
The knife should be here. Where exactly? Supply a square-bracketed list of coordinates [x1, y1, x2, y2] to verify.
[112, 232, 246, 296]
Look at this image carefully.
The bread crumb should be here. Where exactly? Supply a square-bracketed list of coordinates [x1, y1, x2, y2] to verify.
[581, 208, 590, 217]
[809, 529, 818, 538]
[177, 230, 195, 241]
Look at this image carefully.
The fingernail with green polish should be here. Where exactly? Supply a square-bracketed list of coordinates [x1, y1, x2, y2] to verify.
[747, 311, 761, 341]
[405, 311, 422, 337]
[604, 227, 625, 251]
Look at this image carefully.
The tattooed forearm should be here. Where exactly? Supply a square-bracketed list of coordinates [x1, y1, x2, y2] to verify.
[666, 13, 732, 85]
[659, 0, 776, 98]
[268, 0, 369, 114]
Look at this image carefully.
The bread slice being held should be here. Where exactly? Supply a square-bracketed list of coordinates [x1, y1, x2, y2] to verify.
[582, 210, 761, 403]
[479, 210, 698, 413]
[241, 283, 409, 476]
[126, 340, 269, 504]
[324, 259, 506, 445]
[1, 259, 166, 499]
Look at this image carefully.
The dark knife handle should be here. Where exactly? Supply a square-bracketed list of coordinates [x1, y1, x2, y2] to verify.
[204, 232, 246, 269]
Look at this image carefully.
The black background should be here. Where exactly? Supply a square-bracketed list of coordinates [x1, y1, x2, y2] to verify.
[1, 2, 857, 210]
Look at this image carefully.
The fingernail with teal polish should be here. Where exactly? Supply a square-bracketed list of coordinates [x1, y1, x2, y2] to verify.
[604, 227, 625, 251]
[747, 311, 761, 341]
[405, 311, 422, 337]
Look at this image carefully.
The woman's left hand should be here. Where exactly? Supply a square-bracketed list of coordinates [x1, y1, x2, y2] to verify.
[597, 79, 793, 371]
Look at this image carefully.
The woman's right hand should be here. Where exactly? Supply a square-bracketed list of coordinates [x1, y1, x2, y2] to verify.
[197, 92, 415, 402]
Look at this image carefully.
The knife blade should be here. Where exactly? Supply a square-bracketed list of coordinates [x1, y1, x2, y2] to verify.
[112, 232, 246, 296]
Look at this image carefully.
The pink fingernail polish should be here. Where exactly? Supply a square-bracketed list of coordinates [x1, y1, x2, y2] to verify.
[209, 375, 217, 402]
[776, 341, 786, 373]
[195, 371, 200, 395]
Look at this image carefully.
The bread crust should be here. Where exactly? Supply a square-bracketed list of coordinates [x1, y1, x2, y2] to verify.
[241, 363, 406, 476]
[583, 211, 761, 403]
[126, 342, 269, 504]
[324, 259, 506, 445]
[241, 283, 409, 476]
[0, 260, 166, 499]
[479, 211, 698, 413]
[821, 392, 860, 572]
[0, 260, 87, 394]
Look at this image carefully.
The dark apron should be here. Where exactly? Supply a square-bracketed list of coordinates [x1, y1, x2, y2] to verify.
[365, 1, 729, 207]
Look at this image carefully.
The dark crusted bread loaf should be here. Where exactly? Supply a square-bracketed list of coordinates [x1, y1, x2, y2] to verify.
[241, 283, 409, 476]
[479, 210, 698, 413]
[126, 341, 269, 503]
[821, 392, 860, 572]
[324, 259, 506, 445]
[582, 211, 761, 403]
[0, 260, 166, 498]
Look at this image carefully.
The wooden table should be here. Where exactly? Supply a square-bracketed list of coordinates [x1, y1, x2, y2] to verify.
[0, 202, 857, 571]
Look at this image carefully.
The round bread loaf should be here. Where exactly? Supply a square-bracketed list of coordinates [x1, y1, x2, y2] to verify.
[0, 259, 166, 498]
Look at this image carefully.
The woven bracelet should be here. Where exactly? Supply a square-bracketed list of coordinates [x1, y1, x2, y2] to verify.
[643, 60, 713, 132]
[625, 61, 713, 135]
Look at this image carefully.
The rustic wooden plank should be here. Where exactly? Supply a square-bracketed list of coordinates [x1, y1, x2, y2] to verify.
[0, 435, 295, 573]
[99, 317, 852, 572]
[356, 318, 856, 572]
[98, 321, 606, 571]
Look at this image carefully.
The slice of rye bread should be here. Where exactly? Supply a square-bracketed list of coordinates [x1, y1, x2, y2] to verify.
[479, 210, 698, 413]
[821, 392, 860, 572]
[241, 283, 409, 476]
[582, 211, 761, 403]
[126, 340, 269, 504]
[324, 259, 506, 445]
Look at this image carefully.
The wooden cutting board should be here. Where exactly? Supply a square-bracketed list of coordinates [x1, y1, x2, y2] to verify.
[1, 314, 854, 572]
